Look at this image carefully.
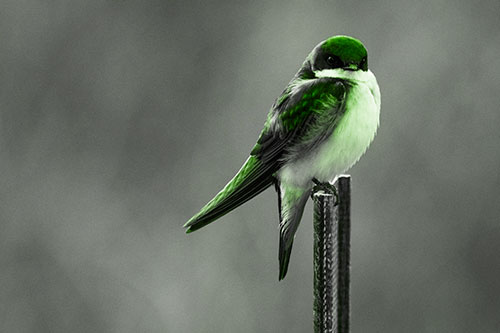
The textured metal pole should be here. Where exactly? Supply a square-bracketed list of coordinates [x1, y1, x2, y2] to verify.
[313, 175, 351, 333]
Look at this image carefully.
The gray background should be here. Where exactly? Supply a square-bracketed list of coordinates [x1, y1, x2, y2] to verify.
[1, 0, 500, 332]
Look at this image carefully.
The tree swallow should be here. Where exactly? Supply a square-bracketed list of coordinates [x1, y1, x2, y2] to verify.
[184, 35, 381, 280]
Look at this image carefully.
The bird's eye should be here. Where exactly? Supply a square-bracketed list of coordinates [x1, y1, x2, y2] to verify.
[326, 55, 342, 68]
[360, 57, 367, 69]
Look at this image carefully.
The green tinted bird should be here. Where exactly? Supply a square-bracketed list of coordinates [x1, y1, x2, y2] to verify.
[184, 35, 381, 280]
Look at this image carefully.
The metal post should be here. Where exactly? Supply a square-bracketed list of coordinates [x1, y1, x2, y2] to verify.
[312, 175, 351, 333]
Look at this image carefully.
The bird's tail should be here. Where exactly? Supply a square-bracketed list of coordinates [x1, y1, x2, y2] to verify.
[184, 155, 275, 233]
[277, 182, 311, 280]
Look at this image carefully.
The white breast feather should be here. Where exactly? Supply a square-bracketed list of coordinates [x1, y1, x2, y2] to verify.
[279, 69, 381, 186]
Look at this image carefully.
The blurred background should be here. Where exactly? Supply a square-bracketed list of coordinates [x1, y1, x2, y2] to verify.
[1, 0, 499, 332]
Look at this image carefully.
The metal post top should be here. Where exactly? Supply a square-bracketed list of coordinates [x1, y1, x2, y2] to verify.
[313, 191, 335, 198]
[312, 175, 350, 200]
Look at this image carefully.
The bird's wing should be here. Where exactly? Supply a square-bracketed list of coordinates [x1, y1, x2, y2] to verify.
[184, 155, 277, 232]
[184, 77, 347, 233]
[251, 77, 347, 162]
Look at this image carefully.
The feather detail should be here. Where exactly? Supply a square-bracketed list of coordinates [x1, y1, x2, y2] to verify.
[277, 181, 311, 280]
[184, 156, 275, 232]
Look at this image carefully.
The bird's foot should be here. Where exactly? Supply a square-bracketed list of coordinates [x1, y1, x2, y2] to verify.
[311, 178, 339, 206]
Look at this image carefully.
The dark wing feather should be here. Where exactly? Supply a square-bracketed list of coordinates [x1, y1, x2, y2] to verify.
[252, 78, 347, 162]
[184, 155, 276, 232]
[185, 77, 347, 233]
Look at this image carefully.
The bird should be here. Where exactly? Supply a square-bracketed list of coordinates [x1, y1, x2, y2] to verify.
[184, 35, 381, 280]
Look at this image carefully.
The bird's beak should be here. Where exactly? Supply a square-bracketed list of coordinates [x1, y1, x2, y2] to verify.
[343, 64, 358, 71]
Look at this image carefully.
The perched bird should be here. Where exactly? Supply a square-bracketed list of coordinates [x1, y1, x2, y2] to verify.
[184, 35, 381, 280]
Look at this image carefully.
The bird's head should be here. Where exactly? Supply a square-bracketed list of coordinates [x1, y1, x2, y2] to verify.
[313, 35, 368, 72]
[297, 35, 368, 79]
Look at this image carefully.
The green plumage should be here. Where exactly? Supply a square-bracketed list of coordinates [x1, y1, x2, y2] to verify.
[321, 36, 367, 65]
[279, 82, 344, 131]
[184, 155, 275, 233]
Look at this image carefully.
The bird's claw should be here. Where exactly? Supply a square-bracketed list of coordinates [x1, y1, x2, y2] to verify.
[311, 178, 339, 206]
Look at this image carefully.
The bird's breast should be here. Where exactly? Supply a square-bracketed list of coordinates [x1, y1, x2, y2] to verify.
[279, 70, 380, 186]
